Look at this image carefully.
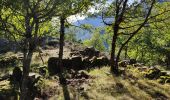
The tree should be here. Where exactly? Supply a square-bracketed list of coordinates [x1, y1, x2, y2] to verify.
[102, 0, 156, 74]
[127, 1, 170, 66]
[0, 0, 57, 99]
[56, 0, 98, 71]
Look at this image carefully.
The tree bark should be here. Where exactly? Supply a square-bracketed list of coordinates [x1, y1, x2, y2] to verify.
[20, 55, 33, 100]
[110, 25, 119, 75]
[59, 17, 65, 71]
[20, 41, 34, 100]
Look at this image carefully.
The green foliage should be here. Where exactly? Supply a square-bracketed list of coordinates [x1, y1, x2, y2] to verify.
[83, 28, 105, 51]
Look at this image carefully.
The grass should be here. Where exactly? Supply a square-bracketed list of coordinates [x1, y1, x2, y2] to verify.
[49, 66, 170, 100]
[1, 64, 170, 100]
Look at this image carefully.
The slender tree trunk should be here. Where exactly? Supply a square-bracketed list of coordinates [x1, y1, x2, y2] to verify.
[59, 17, 65, 72]
[20, 38, 34, 100]
[20, 37, 37, 100]
[20, 52, 33, 100]
[110, 25, 119, 75]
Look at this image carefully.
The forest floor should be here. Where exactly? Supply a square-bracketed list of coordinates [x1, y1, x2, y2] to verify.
[1, 66, 170, 100]
[44, 66, 170, 100]
[0, 45, 170, 100]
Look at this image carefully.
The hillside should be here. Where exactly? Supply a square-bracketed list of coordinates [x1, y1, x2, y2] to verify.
[1, 66, 170, 100]
[0, 42, 170, 100]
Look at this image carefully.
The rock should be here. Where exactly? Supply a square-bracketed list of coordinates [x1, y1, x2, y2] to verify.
[47, 40, 59, 47]
[133, 63, 143, 67]
[159, 76, 170, 84]
[62, 58, 71, 68]
[159, 71, 168, 76]
[137, 66, 149, 72]
[82, 57, 91, 68]
[0, 55, 18, 67]
[77, 70, 90, 79]
[11, 67, 22, 84]
[91, 56, 109, 67]
[71, 56, 83, 70]
[145, 67, 161, 79]
[27, 74, 43, 99]
[81, 47, 100, 58]
[48, 57, 60, 75]
[98, 56, 109, 66]
[119, 60, 129, 67]
[129, 59, 137, 65]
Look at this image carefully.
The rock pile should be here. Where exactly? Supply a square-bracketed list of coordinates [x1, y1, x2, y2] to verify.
[70, 47, 100, 58]
[0, 56, 18, 67]
[118, 59, 137, 67]
[144, 67, 170, 84]
[48, 47, 109, 75]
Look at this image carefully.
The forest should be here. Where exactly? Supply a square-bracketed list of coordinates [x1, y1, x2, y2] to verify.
[0, 0, 170, 100]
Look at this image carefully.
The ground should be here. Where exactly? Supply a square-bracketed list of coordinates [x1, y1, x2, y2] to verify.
[0, 47, 170, 100]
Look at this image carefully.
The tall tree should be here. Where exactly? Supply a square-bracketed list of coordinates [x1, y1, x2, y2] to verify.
[102, 0, 156, 74]
[0, 0, 57, 99]
[56, 0, 98, 71]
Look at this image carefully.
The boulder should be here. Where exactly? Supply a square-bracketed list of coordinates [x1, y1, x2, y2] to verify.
[145, 67, 161, 79]
[48, 57, 60, 75]
[10, 67, 22, 88]
[91, 56, 109, 67]
[80, 47, 100, 58]
[71, 56, 83, 70]
[62, 58, 71, 68]
[82, 57, 91, 68]
[47, 40, 59, 47]
[27, 74, 43, 99]
[0, 55, 18, 67]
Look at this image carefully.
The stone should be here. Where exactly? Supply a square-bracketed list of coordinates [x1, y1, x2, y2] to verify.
[71, 56, 83, 70]
[48, 57, 60, 75]
[137, 66, 148, 72]
[129, 59, 137, 65]
[145, 67, 161, 79]
[81, 47, 100, 58]
[11, 67, 22, 83]
[119, 60, 129, 67]
[82, 57, 91, 68]
[77, 70, 89, 79]
[47, 40, 59, 47]
[91, 56, 109, 67]
[0, 55, 18, 67]
[62, 58, 71, 68]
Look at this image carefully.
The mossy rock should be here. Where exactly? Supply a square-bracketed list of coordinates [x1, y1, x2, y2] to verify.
[145, 68, 161, 79]
[158, 76, 170, 84]
[0, 55, 18, 67]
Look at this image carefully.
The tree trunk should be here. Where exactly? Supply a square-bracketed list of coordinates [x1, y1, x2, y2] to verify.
[20, 51, 33, 100]
[20, 38, 35, 100]
[110, 25, 119, 75]
[59, 17, 65, 72]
